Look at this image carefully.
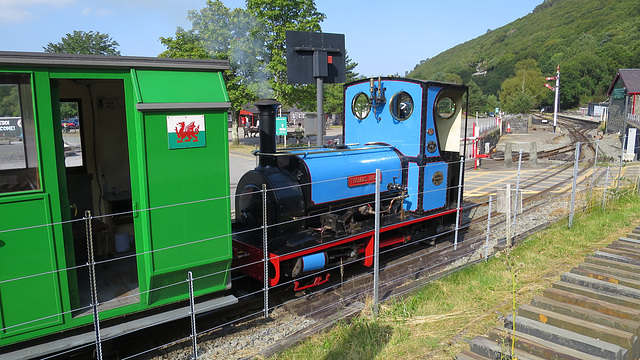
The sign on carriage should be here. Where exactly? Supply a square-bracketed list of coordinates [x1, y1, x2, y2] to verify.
[167, 115, 206, 149]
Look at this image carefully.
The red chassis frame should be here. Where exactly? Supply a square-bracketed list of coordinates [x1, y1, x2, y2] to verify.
[232, 208, 460, 289]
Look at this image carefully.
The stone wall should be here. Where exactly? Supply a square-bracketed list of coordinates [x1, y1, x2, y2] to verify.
[502, 115, 530, 134]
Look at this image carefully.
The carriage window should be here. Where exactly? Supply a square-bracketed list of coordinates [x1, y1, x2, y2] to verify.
[352, 92, 370, 120]
[436, 96, 456, 119]
[60, 100, 84, 169]
[389, 91, 413, 121]
[0, 73, 39, 193]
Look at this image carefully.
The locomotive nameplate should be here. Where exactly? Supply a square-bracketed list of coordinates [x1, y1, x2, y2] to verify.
[348, 173, 378, 187]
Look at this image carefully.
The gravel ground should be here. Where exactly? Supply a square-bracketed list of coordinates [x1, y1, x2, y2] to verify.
[148, 308, 316, 360]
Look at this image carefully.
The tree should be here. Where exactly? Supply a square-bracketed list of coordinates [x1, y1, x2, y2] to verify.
[44, 30, 120, 56]
[323, 54, 360, 120]
[246, 0, 326, 109]
[161, 1, 266, 145]
[0, 86, 19, 117]
[159, 29, 210, 60]
[560, 52, 609, 107]
[484, 94, 500, 114]
[60, 102, 78, 120]
[466, 79, 486, 115]
[503, 91, 534, 115]
[498, 59, 546, 113]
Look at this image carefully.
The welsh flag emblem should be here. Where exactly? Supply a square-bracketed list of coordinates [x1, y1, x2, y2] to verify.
[167, 115, 206, 149]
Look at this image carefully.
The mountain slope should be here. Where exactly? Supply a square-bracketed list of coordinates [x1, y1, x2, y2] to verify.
[408, 0, 640, 106]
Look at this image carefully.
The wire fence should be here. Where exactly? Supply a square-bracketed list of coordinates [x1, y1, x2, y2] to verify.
[2, 137, 640, 360]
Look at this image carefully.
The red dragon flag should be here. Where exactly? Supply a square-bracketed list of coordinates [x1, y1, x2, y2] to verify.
[167, 115, 206, 149]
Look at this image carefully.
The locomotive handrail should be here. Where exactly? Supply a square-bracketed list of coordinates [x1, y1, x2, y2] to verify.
[250, 144, 394, 158]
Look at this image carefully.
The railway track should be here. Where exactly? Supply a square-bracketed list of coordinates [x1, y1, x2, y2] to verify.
[458, 225, 640, 360]
[41, 115, 615, 359]
[468, 114, 602, 227]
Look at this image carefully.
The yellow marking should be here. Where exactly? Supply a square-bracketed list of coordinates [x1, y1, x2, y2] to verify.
[467, 172, 521, 193]
[539, 314, 548, 323]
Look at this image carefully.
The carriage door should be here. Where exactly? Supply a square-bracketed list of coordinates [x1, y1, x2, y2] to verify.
[55, 78, 140, 313]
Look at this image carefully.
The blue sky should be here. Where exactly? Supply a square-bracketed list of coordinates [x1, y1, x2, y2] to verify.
[1, 0, 543, 77]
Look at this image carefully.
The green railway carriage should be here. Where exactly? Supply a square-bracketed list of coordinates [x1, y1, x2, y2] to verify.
[0, 51, 235, 350]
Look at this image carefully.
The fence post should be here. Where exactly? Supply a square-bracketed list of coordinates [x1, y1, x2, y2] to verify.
[569, 142, 580, 228]
[85, 210, 102, 360]
[589, 138, 600, 207]
[187, 271, 198, 360]
[485, 196, 492, 260]
[262, 184, 269, 319]
[512, 150, 523, 233]
[373, 169, 381, 318]
[454, 157, 464, 250]
[506, 184, 512, 247]
[617, 135, 625, 191]
[603, 166, 610, 211]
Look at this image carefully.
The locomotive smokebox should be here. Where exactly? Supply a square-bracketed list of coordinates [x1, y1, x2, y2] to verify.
[255, 99, 281, 168]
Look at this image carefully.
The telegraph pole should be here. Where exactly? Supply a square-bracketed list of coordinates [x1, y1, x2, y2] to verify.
[545, 65, 560, 133]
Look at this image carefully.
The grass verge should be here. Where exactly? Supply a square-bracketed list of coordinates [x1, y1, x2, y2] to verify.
[271, 193, 640, 359]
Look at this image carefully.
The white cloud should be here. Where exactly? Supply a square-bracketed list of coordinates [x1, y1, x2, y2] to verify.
[80, 6, 114, 17]
[93, 8, 114, 16]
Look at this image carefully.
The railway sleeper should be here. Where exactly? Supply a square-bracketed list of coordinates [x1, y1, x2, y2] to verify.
[552, 279, 640, 310]
[530, 295, 640, 335]
[467, 335, 545, 360]
[542, 287, 640, 322]
[570, 266, 640, 291]
[584, 255, 640, 276]
[485, 327, 603, 360]
[504, 314, 628, 359]
[516, 304, 638, 356]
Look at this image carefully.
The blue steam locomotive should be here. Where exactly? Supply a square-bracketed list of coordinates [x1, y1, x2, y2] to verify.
[233, 78, 468, 290]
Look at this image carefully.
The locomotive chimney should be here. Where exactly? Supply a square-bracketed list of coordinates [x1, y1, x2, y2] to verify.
[255, 99, 281, 168]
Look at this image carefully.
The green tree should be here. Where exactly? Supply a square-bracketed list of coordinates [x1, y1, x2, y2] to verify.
[161, 0, 266, 145]
[44, 30, 120, 56]
[466, 79, 486, 116]
[60, 102, 78, 120]
[246, 0, 326, 109]
[498, 59, 545, 113]
[0, 86, 19, 117]
[159, 29, 210, 60]
[560, 52, 609, 107]
[323, 54, 360, 120]
[485, 94, 500, 114]
[431, 72, 462, 84]
[503, 91, 534, 115]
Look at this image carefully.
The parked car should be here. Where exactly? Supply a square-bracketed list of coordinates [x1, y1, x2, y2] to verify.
[61, 118, 79, 129]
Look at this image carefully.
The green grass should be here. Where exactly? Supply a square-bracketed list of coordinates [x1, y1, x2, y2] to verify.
[271, 190, 640, 359]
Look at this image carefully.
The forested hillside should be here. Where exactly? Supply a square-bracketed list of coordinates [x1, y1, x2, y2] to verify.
[408, 0, 640, 110]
